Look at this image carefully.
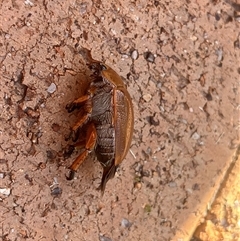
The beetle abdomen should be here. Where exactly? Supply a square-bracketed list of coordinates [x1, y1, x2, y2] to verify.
[95, 125, 115, 166]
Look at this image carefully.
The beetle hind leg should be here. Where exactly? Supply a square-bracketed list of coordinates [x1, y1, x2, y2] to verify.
[66, 109, 90, 143]
[66, 149, 89, 180]
[64, 138, 86, 158]
[66, 123, 97, 180]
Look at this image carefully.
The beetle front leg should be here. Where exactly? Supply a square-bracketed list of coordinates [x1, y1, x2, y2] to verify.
[66, 123, 97, 180]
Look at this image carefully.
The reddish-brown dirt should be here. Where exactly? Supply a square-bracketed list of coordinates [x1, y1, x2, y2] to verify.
[0, 1, 239, 241]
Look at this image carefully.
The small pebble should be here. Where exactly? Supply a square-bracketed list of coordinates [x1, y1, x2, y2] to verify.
[220, 217, 228, 227]
[190, 35, 198, 41]
[121, 218, 132, 228]
[168, 181, 177, 187]
[51, 186, 62, 197]
[131, 50, 139, 60]
[192, 132, 200, 140]
[216, 48, 223, 62]
[24, 0, 34, 6]
[147, 115, 159, 126]
[0, 188, 11, 196]
[215, 12, 221, 21]
[110, 28, 116, 35]
[135, 182, 142, 189]
[99, 235, 112, 241]
[144, 51, 155, 63]
[143, 93, 152, 102]
[47, 83, 57, 93]
[157, 82, 162, 88]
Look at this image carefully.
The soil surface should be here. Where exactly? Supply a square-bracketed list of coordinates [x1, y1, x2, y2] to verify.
[0, 1, 239, 241]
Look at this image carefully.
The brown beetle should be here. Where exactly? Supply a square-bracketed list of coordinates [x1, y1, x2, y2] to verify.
[65, 48, 134, 194]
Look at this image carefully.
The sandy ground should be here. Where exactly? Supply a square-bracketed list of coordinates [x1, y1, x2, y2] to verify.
[0, 0, 240, 241]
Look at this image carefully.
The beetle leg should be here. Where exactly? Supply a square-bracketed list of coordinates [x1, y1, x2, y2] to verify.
[66, 95, 90, 113]
[70, 126, 81, 142]
[72, 113, 89, 131]
[70, 98, 93, 137]
[64, 139, 85, 158]
[66, 123, 97, 180]
[66, 150, 88, 180]
[66, 86, 97, 113]
[72, 139, 86, 149]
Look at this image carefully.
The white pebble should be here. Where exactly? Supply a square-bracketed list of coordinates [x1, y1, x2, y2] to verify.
[143, 94, 152, 102]
[192, 132, 200, 140]
[47, 83, 57, 93]
[216, 48, 223, 62]
[0, 188, 11, 196]
[131, 50, 139, 60]
[190, 35, 198, 41]
[25, 0, 34, 6]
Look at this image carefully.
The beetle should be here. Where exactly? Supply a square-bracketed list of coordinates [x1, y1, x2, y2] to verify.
[65, 48, 134, 194]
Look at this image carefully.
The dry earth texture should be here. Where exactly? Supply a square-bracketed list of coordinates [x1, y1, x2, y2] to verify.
[0, 0, 240, 241]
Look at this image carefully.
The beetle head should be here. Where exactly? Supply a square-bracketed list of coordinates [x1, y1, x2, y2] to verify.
[88, 62, 101, 76]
